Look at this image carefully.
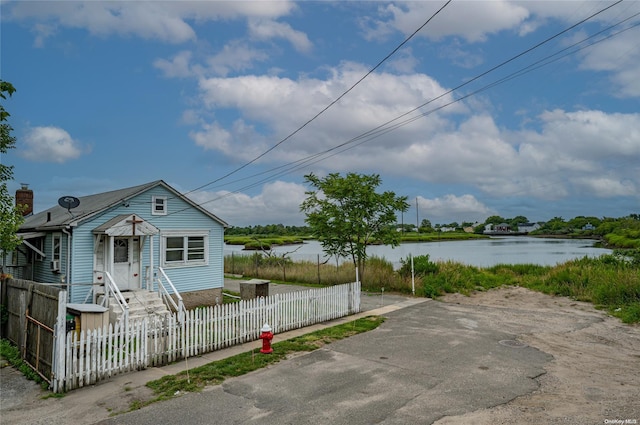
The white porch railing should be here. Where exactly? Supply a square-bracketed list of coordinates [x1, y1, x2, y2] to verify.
[51, 281, 360, 392]
[155, 267, 186, 322]
[89, 271, 129, 325]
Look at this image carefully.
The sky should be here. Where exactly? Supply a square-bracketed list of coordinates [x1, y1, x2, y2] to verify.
[1, 0, 639, 227]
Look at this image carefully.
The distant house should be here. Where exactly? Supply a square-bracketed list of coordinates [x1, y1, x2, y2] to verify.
[5, 180, 228, 308]
[518, 222, 541, 233]
[438, 226, 457, 232]
[582, 223, 595, 231]
[463, 222, 481, 233]
[494, 223, 511, 232]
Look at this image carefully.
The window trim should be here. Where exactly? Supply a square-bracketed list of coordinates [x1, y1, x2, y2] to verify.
[52, 233, 62, 261]
[152, 196, 167, 216]
[160, 230, 209, 267]
[34, 237, 45, 261]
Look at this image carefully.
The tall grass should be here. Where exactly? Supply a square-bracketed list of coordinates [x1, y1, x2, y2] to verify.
[225, 252, 640, 323]
[225, 253, 356, 286]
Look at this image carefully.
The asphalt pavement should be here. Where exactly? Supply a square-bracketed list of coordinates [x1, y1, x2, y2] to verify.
[96, 294, 550, 425]
[1, 280, 552, 425]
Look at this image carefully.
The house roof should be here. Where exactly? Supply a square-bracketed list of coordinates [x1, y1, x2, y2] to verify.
[92, 214, 160, 236]
[19, 180, 228, 232]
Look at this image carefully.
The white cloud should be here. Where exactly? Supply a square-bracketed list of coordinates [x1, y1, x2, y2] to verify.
[189, 180, 308, 226]
[205, 40, 271, 77]
[154, 50, 194, 78]
[191, 119, 269, 161]
[386, 48, 419, 74]
[6, 0, 298, 45]
[190, 121, 234, 154]
[364, 1, 530, 42]
[248, 18, 312, 53]
[570, 175, 636, 198]
[20, 126, 87, 163]
[194, 62, 460, 163]
[574, 27, 640, 98]
[190, 56, 639, 203]
[533, 109, 640, 159]
[417, 194, 495, 223]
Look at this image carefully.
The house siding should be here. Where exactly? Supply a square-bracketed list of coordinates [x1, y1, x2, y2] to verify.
[6, 233, 68, 286]
[65, 185, 225, 304]
[69, 221, 98, 303]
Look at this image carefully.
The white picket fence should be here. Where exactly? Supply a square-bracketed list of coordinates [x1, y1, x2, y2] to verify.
[51, 281, 360, 392]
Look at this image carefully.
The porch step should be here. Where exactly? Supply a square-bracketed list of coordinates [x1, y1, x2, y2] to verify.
[104, 290, 172, 324]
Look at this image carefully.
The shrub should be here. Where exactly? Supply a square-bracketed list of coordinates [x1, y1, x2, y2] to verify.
[398, 254, 439, 277]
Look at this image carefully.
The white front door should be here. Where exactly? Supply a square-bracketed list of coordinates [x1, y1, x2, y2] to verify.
[112, 237, 141, 291]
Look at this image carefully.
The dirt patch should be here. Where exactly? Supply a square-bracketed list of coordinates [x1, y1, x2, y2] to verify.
[435, 286, 640, 425]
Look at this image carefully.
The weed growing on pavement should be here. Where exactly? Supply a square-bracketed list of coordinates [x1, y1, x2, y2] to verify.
[0, 339, 48, 389]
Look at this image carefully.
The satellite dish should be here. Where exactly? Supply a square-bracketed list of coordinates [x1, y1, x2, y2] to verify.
[58, 196, 80, 210]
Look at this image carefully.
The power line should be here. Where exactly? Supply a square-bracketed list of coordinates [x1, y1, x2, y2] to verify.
[181, 0, 453, 196]
[179, 1, 635, 207]
[113, 0, 633, 228]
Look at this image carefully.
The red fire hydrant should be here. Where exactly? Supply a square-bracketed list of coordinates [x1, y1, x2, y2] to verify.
[259, 323, 273, 354]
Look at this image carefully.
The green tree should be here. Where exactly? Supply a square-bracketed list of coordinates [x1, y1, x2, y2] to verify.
[484, 215, 505, 225]
[419, 218, 434, 233]
[300, 172, 409, 282]
[0, 80, 24, 255]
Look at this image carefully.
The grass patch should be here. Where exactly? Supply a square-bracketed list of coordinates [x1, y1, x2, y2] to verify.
[0, 339, 48, 390]
[142, 316, 384, 406]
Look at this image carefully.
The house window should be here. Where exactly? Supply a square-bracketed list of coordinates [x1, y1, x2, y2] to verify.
[162, 232, 208, 267]
[152, 196, 167, 215]
[52, 234, 62, 261]
[10, 249, 19, 266]
[114, 239, 129, 263]
[35, 237, 45, 261]
[27, 237, 45, 262]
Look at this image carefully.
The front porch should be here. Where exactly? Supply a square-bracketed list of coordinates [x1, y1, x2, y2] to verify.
[86, 266, 187, 325]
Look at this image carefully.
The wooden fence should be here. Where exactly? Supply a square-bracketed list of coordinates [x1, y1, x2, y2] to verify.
[1, 278, 61, 383]
[52, 281, 361, 392]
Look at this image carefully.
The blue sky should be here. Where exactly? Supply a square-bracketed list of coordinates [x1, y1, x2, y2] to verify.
[1, 0, 639, 227]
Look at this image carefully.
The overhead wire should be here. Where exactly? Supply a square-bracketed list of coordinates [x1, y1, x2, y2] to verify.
[182, 0, 633, 204]
[181, 0, 454, 197]
[186, 0, 635, 201]
[119, 0, 453, 209]
[107, 0, 635, 230]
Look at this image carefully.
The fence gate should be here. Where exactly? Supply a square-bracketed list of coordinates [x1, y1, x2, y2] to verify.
[1, 278, 61, 384]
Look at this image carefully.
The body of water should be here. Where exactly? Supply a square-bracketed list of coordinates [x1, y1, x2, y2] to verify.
[224, 236, 612, 268]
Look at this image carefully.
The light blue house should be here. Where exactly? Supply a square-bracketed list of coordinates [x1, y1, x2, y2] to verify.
[9, 180, 228, 312]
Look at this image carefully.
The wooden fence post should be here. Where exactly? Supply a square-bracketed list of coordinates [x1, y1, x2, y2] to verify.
[52, 290, 67, 392]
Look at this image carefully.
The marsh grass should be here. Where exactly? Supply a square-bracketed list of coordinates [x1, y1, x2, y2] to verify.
[225, 252, 639, 323]
[419, 256, 639, 323]
[224, 236, 311, 250]
[226, 253, 357, 286]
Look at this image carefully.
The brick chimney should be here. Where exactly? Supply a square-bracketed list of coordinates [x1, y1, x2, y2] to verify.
[15, 183, 34, 216]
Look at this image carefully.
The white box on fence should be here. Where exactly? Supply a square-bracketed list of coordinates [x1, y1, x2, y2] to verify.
[67, 303, 109, 333]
